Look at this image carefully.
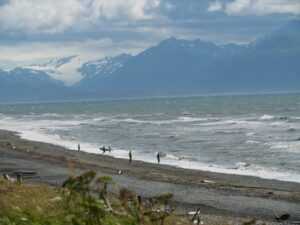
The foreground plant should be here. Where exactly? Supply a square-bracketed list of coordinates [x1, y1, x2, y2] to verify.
[0, 171, 180, 225]
[62, 171, 107, 225]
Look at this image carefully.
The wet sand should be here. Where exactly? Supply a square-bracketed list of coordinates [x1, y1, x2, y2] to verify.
[0, 129, 299, 221]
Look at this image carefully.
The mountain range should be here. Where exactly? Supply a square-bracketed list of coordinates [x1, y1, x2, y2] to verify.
[0, 20, 299, 102]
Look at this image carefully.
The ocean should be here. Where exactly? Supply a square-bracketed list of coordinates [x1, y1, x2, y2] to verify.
[0, 93, 299, 183]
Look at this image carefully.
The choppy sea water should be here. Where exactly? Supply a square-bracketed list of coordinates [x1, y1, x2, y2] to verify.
[0, 93, 300, 183]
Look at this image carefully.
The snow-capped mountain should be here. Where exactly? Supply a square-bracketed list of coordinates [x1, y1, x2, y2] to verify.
[75, 54, 132, 90]
[155, 37, 245, 58]
[75, 21, 299, 96]
[79, 54, 132, 78]
[0, 67, 65, 102]
[83, 37, 245, 95]
[0, 67, 62, 85]
[29, 55, 77, 69]
[0, 21, 299, 102]
[19, 54, 132, 87]
[0, 53, 132, 90]
[26, 55, 85, 86]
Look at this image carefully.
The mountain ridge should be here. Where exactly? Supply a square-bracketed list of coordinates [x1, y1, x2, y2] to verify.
[0, 20, 299, 102]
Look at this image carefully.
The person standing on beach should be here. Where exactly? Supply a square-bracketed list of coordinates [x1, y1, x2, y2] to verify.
[77, 144, 80, 151]
[129, 150, 132, 163]
[157, 152, 160, 164]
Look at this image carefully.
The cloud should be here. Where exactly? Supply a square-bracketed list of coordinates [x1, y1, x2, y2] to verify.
[0, 0, 166, 33]
[0, 0, 9, 6]
[208, 0, 300, 15]
[0, 0, 297, 73]
[0, 0, 83, 33]
[225, 0, 251, 14]
[208, 1, 223, 12]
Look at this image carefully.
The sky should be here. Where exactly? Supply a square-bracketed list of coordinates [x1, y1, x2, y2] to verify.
[0, 0, 299, 68]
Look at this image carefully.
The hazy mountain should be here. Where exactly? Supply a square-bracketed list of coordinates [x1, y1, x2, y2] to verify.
[25, 55, 84, 85]
[251, 20, 300, 50]
[199, 20, 300, 93]
[0, 21, 299, 102]
[0, 68, 66, 102]
[76, 54, 132, 90]
[29, 55, 78, 69]
[83, 38, 245, 96]
[0, 68, 62, 85]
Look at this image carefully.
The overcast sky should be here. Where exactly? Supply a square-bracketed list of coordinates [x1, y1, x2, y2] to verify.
[0, 0, 299, 65]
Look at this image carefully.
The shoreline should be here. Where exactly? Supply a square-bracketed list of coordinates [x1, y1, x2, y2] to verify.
[0, 129, 300, 220]
[3, 124, 300, 184]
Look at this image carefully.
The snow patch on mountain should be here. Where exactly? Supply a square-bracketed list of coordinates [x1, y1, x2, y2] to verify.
[0, 67, 63, 86]
[30, 55, 77, 69]
[26, 55, 85, 86]
[79, 54, 132, 79]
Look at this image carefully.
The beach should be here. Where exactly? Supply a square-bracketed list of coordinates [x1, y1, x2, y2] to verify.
[0, 129, 299, 222]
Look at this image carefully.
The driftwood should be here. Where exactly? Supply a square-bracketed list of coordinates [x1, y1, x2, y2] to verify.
[20, 175, 40, 179]
[3, 171, 39, 184]
[3, 174, 16, 183]
[190, 207, 202, 224]
[12, 171, 37, 176]
[12, 171, 39, 180]
[200, 179, 215, 184]
[101, 193, 115, 215]
[275, 214, 290, 221]
[3, 173, 22, 184]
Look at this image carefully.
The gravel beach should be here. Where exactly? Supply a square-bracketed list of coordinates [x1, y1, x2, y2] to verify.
[0, 129, 299, 222]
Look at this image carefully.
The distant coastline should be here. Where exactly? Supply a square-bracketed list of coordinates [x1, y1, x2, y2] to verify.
[1, 89, 300, 104]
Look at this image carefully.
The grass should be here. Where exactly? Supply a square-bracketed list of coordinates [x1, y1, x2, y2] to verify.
[0, 171, 265, 225]
[0, 171, 191, 225]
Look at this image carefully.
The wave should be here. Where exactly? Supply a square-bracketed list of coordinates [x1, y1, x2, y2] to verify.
[264, 141, 300, 153]
[116, 116, 216, 125]
[270, 144, 289, 149]
[246, 132, 255, 136]
[164, 154, 180, 160]
[227, 161, 251, 169]
[177, 116, 212, 122]
[258, 114, 300, 122]
[1, 113, 300, 183]
[214, 130, 240, 135]
[180, 112, 195, 116]
[259, 114, 275, 120]
[245, 140, 260, 144]
[149, 154, 300, 183]
[40, 113, 62, 117]
[5, 126, 300, 183]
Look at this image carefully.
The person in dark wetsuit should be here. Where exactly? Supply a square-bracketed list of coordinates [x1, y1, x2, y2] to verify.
[157, 152, 160, 164]
[129, 150, 132, 163]
[77, 144, 80, 151]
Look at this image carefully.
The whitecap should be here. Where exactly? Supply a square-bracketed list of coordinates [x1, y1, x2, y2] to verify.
[270, 144, 289, 149]
[165, 154, 180, 160]
[245, 140, 260, 144]
[259, 114, 275, 120]
[177, 116, 210, 122]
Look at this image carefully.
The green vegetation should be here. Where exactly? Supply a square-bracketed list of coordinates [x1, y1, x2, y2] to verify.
[0, 171, 266, 225]
[0, 171, 190, 225]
